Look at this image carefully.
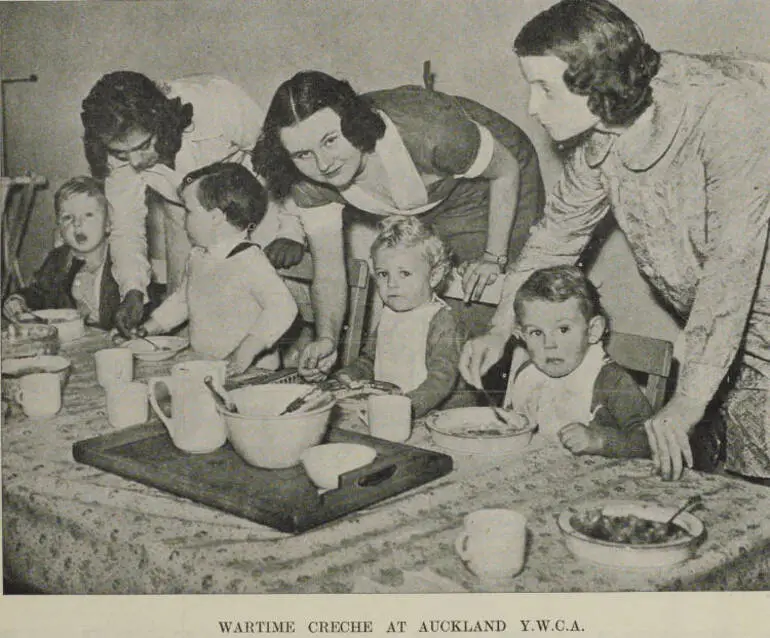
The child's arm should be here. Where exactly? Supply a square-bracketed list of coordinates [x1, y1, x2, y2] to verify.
[406, 307, 466, 419]
[229, 251, 298, 374]
[559, 364, 653, 458]
[3, 247, 73, 318]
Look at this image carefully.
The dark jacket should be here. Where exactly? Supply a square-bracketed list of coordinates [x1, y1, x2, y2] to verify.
[18, 245, 121, 330]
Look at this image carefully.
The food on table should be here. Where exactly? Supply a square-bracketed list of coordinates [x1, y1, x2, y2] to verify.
[320, 379, 402, 402]
[570, 509, 690, 545]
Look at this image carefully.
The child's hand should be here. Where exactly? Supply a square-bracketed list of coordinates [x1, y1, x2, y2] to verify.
[2, 294, 29, 321]
[558, 422, 604, 456]
[264, 238, 305, 269]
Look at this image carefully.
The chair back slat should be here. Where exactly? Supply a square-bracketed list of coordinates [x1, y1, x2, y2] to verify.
[278, 256, 371, 367]
[605, 332, 674, 411]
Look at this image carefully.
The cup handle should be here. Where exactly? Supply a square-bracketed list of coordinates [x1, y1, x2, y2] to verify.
[455, 533, 470, 561]
[357, 408, 368, 425]
[147, 377, 174, 431]
[13, 389, 24, 405]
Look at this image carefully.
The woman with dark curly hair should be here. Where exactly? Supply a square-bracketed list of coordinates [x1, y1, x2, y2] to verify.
[460, 0, 770, 484]
[81, 72, 272, 336]
[252, 70, 545, 380]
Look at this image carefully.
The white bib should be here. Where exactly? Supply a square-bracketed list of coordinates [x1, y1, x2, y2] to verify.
[510, 344, 609, 441]
[374, 297, 446, 392]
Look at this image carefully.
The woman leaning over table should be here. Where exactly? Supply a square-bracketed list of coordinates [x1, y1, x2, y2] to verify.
[252, 71, 545, 380]
[459, 0, 770, 483]
[81, 71, 288, 336]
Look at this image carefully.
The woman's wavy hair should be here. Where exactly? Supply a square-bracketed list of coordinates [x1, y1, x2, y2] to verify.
[179, 163, 268, 232]
[514, 0, 660, 127]
[370, 215, 452, 290]
[81, 71, 194, 179]
[252, 71, 386, 200]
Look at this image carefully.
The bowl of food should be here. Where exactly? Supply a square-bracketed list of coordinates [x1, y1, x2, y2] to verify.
[20, 309, 85, 342]
[124, 336, 189, 362]
[557, 500, 705, 568]
[218, 383, 336, 469]
[424, 407, 535, 455]
[300, 443, 378, 489]
[2, 355, 72, 401]
[2, 322, 60, 359]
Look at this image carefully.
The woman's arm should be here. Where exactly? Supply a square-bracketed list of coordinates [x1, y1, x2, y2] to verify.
[647, 87, 770, 479]
[460, 146, 611, 388]
[460, 136, 521, 301]
[296, 202, 348, 380]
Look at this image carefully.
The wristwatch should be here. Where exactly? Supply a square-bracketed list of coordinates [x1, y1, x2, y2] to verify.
[482, 250, 508, 272]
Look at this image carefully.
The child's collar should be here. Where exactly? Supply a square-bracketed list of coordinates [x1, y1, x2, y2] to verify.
[203, 231, 251, 260]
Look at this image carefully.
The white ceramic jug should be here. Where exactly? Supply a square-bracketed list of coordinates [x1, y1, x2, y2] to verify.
[148, 360, 227, 453]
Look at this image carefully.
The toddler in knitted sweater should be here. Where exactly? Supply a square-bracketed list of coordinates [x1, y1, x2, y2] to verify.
[142, 163, 297, 374]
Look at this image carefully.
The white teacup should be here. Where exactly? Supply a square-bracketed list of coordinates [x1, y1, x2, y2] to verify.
[14, 372, 61, 418]
[106, 381, 148, 428]
[95, 347, 133, 387]
[455, 508, 528, 581]
[367, 394, 412, 442]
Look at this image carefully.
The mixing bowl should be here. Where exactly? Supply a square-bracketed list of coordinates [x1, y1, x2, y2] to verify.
[218, 383, 335, 469]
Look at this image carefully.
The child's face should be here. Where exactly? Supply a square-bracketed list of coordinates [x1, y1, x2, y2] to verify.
[373, 244, 435, 312]
[181, 183, 217, 248]
[58, 193, 110, 255]
[517, 297, 604, 378]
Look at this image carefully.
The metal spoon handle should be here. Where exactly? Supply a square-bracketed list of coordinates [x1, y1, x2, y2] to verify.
[204, 376, 238, 413]
[665, 495, 702, 526]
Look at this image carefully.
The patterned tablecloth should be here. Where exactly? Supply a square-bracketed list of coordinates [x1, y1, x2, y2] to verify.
[2, 330, 769, 594]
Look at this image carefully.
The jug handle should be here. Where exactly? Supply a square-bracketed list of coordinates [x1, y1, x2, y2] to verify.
[147, 377, 175, 437]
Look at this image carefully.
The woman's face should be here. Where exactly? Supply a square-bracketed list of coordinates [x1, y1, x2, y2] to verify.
[279, 108, 364, 189]
[105, 127, 159, 172]
[519, 56, 600, 142]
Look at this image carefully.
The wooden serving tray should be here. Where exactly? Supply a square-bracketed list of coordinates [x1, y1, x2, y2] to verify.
[72, 422, 453, 534]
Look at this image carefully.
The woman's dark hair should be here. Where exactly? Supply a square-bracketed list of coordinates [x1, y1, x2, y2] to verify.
[252, 71, 386, 200]
[514, 0, 660, 126]
[179, 162, 268, 231]
[514, 265, 604, 324]
[81, 71, 194, 179]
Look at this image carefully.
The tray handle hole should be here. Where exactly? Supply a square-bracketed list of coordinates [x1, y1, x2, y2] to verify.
[356, 464, 396, 487]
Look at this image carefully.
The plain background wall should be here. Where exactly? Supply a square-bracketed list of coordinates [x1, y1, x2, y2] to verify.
[2, 0, 769, 342]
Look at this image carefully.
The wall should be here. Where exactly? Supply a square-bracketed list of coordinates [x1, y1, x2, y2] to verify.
[2, 0, 768, 341]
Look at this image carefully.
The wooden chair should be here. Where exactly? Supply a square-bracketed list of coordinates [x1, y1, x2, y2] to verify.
[503, 331, 674, 412]
[278, 256, 371, 367]
[1, 174, 47, 296]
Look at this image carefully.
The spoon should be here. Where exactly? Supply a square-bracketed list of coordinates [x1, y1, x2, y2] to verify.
[280, 385, 326, 415]
[480, 386, 517, 427]
[135, 335, 170, 351]
[204, 375, 238, 413]
[664, 495, 702, 531]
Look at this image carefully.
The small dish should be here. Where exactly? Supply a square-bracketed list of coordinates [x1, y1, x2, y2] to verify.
[20, 309, 84, 342]
[557, 499, 705, 569]
[300, 443, 377, 489]
[124, 336, 189, 362]
[2, 355, 72, 401]
[424, 407, 534, 455]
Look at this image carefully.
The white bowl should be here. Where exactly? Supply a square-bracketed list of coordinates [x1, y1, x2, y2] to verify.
[22, 309, 84, 342]
[124, 336, 189, 362]
[1, 355, 72, 400]
[425, 407, 535, 455]
[557, 500, 705, 569]
[219, 384, 335, 469]
[300, 443, 377, 489]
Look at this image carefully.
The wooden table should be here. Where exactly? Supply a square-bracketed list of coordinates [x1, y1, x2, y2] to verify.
[3, 329, 769, 594]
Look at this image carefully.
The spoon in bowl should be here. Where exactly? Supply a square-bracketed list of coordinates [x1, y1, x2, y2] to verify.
[480, 386, 519, 427]
[664, 495, 702, 532]
[204, 375, 238, 413]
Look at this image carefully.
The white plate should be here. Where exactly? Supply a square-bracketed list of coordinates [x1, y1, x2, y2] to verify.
[22, 309, 84, 342]
[424, 406, 535, 455]
[558, 500, 705, 569]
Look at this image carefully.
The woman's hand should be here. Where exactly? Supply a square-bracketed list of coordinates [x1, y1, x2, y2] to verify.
[458, 258, 503, 303]
[298, 337, 338, 382]
[644, 396, 707, 481]
[115, 289, 146, 337]
[227, 347, 255, 377]
[459, 331, 509, 389]
[264, 238, 305, 269]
